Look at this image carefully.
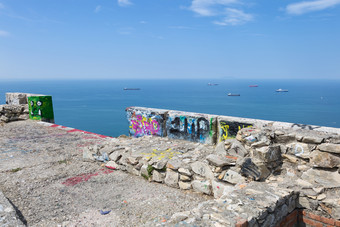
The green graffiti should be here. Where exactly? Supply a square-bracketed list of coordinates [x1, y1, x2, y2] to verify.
[28, 96, 54, 123]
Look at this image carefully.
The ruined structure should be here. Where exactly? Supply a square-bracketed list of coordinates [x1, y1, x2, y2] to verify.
[1, 93, 340, 226]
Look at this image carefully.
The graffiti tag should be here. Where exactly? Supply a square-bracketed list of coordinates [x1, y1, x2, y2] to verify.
[219, 121, 252, 141]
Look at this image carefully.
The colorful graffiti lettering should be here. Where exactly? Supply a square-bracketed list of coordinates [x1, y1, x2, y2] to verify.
[28, 96, 54, 123]
[167, 116, 211, 143]
[141, 148, 181, 160]
[129, 114, 161, 137]
[219, 121, 252, 141]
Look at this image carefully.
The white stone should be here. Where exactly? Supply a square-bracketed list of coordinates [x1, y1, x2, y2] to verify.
[190, 161, 214, 180]
[164, 169, 179, 188]
[222, 170, 245, 185]
[192, 180, 212, 195]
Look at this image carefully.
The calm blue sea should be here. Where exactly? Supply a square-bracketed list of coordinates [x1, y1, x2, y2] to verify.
[0, 79, 339, 137]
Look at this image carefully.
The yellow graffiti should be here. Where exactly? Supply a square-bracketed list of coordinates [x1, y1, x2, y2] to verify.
[141, 148, 181, 160]
[220, 123, 253, 142]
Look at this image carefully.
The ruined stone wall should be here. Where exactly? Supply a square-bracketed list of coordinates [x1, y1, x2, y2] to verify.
[123, 107, 340, 225]
[126, 106, 340, 145]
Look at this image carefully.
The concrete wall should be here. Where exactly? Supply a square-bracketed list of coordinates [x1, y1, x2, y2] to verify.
[126, 107, 340, 144]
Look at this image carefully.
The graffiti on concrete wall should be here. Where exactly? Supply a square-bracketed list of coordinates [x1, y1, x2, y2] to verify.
[127, 110, 165, 137]
[28, 96, 54, 123]
[166, 115, 213, 143]
[219, 121, 252, 141]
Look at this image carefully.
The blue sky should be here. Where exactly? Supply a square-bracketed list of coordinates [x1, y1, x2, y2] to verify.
[1, 0, 340, 80]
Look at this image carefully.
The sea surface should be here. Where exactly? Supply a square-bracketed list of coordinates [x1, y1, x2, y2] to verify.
[1, 79, 339, 137]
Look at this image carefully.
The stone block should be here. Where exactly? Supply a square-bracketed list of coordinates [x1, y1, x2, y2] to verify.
[164, 169, 179, 188]
[211, 180, 234, 199]
[302, 136, 324, 144]
[222, 169, 245, 185]
[310, 150, 340, 168]
[240, 158, 270, 181]
[6, 92, 30, 105]
[166, 110, 217, 145]
[192, 180, 212, 195]
[178, 181, 192, 190]
[254, 145, 281, 164]
[178, 167, 192, 176]
[206, 154, 236, 167]
[318, 143, 340, 154]
[126, 106, 168, 138]
[190, 161, 214, 180]
[286, 143, 311, 159]
[152, 170, 165, 183]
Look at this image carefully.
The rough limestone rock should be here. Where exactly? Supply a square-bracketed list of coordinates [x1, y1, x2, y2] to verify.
[192, 180, 212, 195]
[222, 169, 245, 185]
[169, 211, 190, 223]
[301, 169, 340, 188]
[152, 170, 165, 183]
[191, 161, 214, 180]
[215, 142, 226, 156]
[320, 199, 340, 219]
[318, 143, 340, 154]
[254, 145, 281, 164]
[206, 154, 236, 167]
[105, 161, 120, 170]
[82, 148, 96, 161]
[166, 158, 182, 170]
[211, 180, 234, 199]
[302, 136, 324, 144]
[240, 158, 270, 181]
[109, 150, 123, 162]
[152, 159, 168, 170]
[178, 181, 192, 190]
[228, 140, 248, 157]
[287, 143, 311, 159]
[178, 167, 192, 176]
[310, 150, 340, 168]
[179, 174, 191, 181]
[164, 169, 179, 188]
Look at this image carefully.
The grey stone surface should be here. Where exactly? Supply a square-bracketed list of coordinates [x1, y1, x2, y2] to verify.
[206, 154, 236, 167]
[222, 169, 245, 185]
[164, 169, 179, 188]
[318, 143, 340, 154]
[310, 150, 340, 168]
[192, 180, 212, 195]
[191, 161, 214, 180]
[0, 191, 25, 227]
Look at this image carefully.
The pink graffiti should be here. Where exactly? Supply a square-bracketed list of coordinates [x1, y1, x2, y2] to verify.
[130, 115, 160, 136]
[61, 168, 114, 186]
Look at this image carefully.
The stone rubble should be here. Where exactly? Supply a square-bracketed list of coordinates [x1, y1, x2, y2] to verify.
[82, 123, 340, 225]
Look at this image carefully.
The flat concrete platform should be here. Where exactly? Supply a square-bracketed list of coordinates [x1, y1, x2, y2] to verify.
[0, 121, 210, 226]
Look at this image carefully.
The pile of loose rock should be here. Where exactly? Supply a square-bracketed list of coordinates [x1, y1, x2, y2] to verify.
[0, 104, 29, 123]
[83, 124, 340, 226]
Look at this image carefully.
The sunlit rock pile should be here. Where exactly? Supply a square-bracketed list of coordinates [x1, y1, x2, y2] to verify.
[83, 125, 340, 226]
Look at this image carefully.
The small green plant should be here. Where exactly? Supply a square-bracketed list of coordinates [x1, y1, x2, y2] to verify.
[147, 165, 154, 177]
[10, 168, 22, 173]
[58, 159, 68, 164]
[141, 173, 149, 180]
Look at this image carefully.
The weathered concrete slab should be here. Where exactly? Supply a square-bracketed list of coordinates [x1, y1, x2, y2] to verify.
[0, 121, 210, 226]
[6, 92, 43, 105]
[166, 110, 217, 144]
[126, 106, 168, 138]
[0, 191, 25, 227]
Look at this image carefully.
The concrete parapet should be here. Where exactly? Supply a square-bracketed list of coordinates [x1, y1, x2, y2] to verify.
[126, 106, 168, 138]
[6, 92, 42, 105]
[126, 107, 340, 145]
[166, 110, 217, 145]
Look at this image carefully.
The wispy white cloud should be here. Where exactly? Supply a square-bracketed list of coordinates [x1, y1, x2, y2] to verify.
[118, 0, 132, 7]
[189, 0, 238, 16]
[213, 8, 253, 25]
[188, 0, 252, 26]
[94, 5, 102, 13]
[286, 0, 340, 15]
[0, 30, 10, 37]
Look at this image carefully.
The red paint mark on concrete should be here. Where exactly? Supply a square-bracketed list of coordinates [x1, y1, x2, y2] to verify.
[226, 155, 238, 160]
[62, 169, 114, 186]
[50, 124, 60, 128]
